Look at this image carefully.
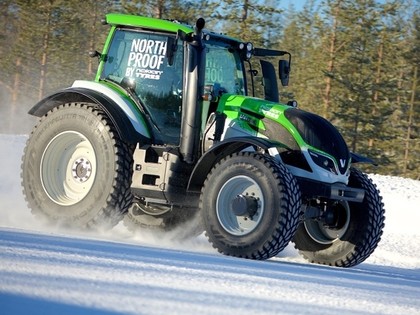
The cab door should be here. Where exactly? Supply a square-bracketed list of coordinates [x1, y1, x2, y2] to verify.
[102, 29, 184, 145]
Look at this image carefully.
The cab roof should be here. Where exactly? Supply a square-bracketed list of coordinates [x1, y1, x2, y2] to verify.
[106, 14, 195, 34]
[105, 13, 241, 44]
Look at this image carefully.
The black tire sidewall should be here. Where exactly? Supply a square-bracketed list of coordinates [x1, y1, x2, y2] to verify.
[22, 104, 120, 225]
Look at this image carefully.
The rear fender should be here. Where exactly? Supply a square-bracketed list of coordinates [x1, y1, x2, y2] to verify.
[187, 137, 287, 192]
[29, 80, 150, 144]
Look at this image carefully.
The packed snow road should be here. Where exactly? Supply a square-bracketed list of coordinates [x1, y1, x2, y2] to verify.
[1, 228, 419, 315]
[0, 134, 419, 314]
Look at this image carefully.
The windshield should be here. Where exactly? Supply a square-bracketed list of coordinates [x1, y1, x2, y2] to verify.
[102, 28, 184, 144]
[204, 41, 246, 96]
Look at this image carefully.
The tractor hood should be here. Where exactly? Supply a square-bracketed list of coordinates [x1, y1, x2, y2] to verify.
[217, 94, 351, 178]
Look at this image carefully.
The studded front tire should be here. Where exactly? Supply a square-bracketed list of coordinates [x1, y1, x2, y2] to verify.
[200, 152, 302, 260]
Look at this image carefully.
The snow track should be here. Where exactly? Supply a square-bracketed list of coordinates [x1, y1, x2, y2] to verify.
[1, 229, 419, 315]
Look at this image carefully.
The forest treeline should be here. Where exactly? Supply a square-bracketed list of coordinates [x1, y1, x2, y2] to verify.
[0, 0, 418, 179]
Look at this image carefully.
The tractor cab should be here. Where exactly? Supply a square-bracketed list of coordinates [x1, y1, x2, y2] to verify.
[99, 16, 291, 150]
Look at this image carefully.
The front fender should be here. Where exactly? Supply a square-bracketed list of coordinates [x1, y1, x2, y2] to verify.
[187, 137, 287, 192]
[29, 80, 150, 143]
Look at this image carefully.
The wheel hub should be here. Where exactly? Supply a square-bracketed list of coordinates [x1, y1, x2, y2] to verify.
[40, 131, 97, 206]
[72, 158, 92, 182]
[216, 175, 264, 236]
[323, 203, 347, 230]
[231, 194, 258, 217]
[304, 200, 351, 244]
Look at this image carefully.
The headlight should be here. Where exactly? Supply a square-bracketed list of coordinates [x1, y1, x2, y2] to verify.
[308, 150, 337, 175]
[238, 42, 253, 60]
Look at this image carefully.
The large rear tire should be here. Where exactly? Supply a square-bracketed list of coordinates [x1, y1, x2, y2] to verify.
[292, 168, 385, 267]
[200, 152, 301, 260]
[21, 103, 134, 229]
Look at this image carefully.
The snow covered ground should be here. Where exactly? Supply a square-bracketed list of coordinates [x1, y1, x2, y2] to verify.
[1, 134, 419, 315]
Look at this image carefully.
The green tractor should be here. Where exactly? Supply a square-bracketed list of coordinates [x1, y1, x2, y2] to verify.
[21, 14, 385, 267]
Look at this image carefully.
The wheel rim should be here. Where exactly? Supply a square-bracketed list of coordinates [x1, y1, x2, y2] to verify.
[304, 201, 350, 245]
[40, 131, 97, 206]
[216, 175, 264, 236]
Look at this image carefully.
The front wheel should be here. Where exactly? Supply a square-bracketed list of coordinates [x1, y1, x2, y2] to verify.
[21, 103, 134, 229]
[200, 152, 301, 260]
[292, 168, 385, 267]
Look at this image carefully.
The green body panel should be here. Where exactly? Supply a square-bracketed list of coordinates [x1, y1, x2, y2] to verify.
[217, 94, 340, 163]
[217, 94, 303, 145]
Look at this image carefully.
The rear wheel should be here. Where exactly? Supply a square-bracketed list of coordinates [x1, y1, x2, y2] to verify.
[292, 168, 385, 267]
[200, 152, 301, 260]
[21, 103, 134, 229]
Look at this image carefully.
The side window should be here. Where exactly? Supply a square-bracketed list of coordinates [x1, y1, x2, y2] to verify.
[205, 43, 245, 96]
[244, 59, 266, 99]
[103, 29, 183, 144]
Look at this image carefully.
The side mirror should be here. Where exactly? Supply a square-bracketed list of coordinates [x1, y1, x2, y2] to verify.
[279, 59, 290, 86]
[89, 50, 103, 63]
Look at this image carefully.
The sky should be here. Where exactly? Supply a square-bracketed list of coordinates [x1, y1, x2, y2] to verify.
[280, 0, 317, 11]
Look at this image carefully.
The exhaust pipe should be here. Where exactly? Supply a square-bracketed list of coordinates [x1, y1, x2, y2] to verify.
[179, 18, 206, 164]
